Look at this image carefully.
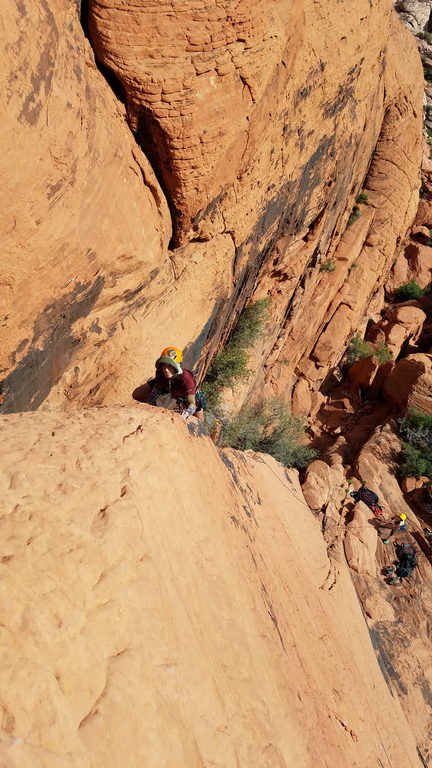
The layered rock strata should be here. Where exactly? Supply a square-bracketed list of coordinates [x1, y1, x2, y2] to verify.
[0, 0, 232, 413]
[0, 0, 424, 416]
[89, 0, 423, 411]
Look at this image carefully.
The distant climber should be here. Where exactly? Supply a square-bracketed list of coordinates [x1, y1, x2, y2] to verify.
[382, 513, 408, 544]
[132, 346, 205, 422]
[350, 481, 383, 516]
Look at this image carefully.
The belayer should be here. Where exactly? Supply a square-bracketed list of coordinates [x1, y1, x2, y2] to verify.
[132, 346, 205, 422]
[382, 513, 408, 544]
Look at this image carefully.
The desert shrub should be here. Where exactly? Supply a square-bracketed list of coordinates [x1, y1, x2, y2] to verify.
[205, 345, 249, 388]
[394, 279, 424, 301]
[229, 297, 270, 349]
[356, 192, 369, 204]
[400, 443, 432, 478]
[320, 258, 336, 273]
[398, 409, 432, 477]
[346, 205, 361, 227]
[375, 342, 393, 364]
[201, 380, 222, 411]
[418, 31, 432, 44]
[223, 398, 317, 469]
[203, 298, 270, 409]
[346, 334, 373, 365]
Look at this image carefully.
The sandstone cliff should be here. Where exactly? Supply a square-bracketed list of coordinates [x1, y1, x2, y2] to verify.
[0, 0, 424, 414]
[1, 4, 431, 765]
[0, 406, 425, 767]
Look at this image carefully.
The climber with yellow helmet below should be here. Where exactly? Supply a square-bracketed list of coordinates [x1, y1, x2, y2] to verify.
[132, 346, 205, 422]
[382, 513, 408, 544]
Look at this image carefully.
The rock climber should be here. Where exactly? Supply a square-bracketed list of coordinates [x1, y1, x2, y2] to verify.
[132, 346, 205, 422]
[350, 481, 383, 516]
[382, 513, 408, 544]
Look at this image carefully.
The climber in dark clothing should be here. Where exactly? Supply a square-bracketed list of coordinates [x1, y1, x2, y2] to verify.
[132, 346, 205, 422]
[350, 481, 383, 516]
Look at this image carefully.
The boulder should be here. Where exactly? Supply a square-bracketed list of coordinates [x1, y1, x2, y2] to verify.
[366, 323, 387, 344]
[403, 243, 432, 288]
[344, 502, 378, 576]
[415, 199, 432, 228]
[394, 0, 432, 31]
[362, 594, 396, 622]
[394, 242, 432, 291]
[348, 356, 379, 388]
[309, 391, 326, 418]
[301, 460, 333, 510]
[382, 353, 432, 412]
[381, 304, 427, 357]
[384, 321, 409, 357]
[392, 305, 427, 329]
[401, 477, 417, 493]
[313, 305, 354, 366]
[368, 360, 395, 398]
[292, 377, 312, 418]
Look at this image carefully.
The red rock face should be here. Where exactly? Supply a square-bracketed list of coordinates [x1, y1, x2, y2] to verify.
[85, 0, 424, 413]
[383, 353, 432, 411]
[0, 0, 424, 414]
[88, 0, 422, 252]
[0, 0, 173, 412]
[0, 406, 425, 766]
[0, 0, 239, 413]
[88, 0, 302, 243]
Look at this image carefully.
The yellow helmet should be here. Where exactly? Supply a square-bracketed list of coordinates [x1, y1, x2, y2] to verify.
[400, 513, 407, 521]
[160, 346, 183, 364]
[156, 346, 183, 374]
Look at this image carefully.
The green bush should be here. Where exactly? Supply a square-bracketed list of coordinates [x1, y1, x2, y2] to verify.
[346, 334, 373, 365]
[375, 342, 393, 364]
[394, 279, 424, 301]
[203, 298, 270, 409]
[320, 258, 336, 272]
[229, 297, 270, 349]
[400, 443, 432, 478]
[223, 398, 317, 469]
[346, 205, 361, 227]
[205, 346, 249, 389]
[418, 31, 432, 44]
[398, 409, 432, 477]
[201, 380, 222, 411]
[356, 193, 369, 204]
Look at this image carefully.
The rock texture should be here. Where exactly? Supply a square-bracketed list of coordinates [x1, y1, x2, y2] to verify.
[394, 0, 432, 31]
[0, 0, 235, 414]
[0, 0, 167, 410]
[352, 423, 432, 762]
[344, 502, 378, 576]
[383, 353, 432, 411]
[0, 1, 424, 421]
[0, 407, 424, 767]
[88, 0, 423, 410]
